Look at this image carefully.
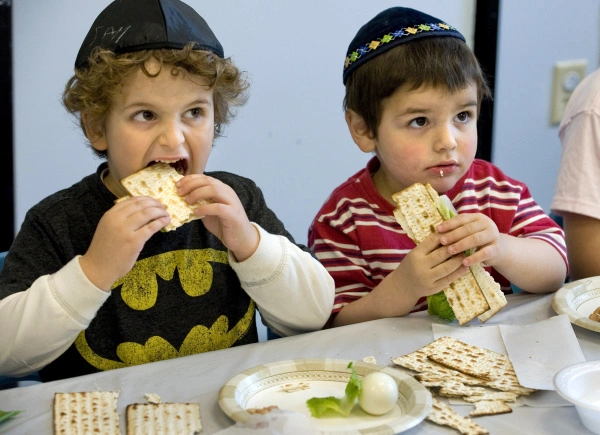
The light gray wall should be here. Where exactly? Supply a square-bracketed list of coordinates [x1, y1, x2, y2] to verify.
[13, 0, 475, 245]
[14, 1, 598, 343]
[492, 0, 600, 213]
[16, 1, 599, 246]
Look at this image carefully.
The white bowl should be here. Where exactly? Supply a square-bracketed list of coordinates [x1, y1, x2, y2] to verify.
[554, 361, 600, 434]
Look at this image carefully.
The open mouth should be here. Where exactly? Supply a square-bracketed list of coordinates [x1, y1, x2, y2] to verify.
[148, 159, 188, 175]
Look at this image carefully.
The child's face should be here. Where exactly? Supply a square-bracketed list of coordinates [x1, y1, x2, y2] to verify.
[361, 83, 478, 199]
[93, 58, 215, 197]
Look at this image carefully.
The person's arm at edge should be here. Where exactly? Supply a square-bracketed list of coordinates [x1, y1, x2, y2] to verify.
[562, 211, 600, 281]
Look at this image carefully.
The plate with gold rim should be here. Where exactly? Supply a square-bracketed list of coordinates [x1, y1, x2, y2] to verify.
[218, 358, 431, 435]
[552, 276, 600, 333]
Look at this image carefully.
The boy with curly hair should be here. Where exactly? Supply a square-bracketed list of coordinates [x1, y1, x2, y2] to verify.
[308, 7, 567, 327]
[0, 0, 333, 382]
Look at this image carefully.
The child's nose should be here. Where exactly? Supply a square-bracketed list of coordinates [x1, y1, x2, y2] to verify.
[158, 120, 185, 148]
[433, 124, 458, 151]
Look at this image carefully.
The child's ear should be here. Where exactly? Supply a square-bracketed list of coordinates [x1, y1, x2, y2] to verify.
[345, 110, 376, 153]
[81, 113, 107, 152]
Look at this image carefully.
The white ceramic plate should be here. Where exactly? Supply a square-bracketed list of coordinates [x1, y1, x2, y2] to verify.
[552, 276, 600, 332]
[218, 358, 431, 435]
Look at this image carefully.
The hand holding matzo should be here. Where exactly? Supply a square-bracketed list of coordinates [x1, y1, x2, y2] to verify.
[437, 210, 506, 269]
[393, 232, 471, 301]
[176, 173, 259, 262]
[80, 195, 171, 291]
[393, 183, 506, 324]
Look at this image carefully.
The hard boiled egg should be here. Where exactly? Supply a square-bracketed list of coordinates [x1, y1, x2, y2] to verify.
[358, 371, 399, 415]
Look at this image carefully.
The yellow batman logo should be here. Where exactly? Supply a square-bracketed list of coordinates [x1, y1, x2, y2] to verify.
[75, 302, 255, 370]
[116, 249, 228, 310]
[75, 248, 256, 371]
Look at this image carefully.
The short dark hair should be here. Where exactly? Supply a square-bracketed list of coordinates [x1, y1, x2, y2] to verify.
[343, 37, 491, 137]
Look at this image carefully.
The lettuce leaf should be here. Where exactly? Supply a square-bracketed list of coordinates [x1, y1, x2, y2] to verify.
[427, 291, 456, 321]
[306, 362, 361, 418]
[429, 193, 485, 322]
[437, 194, 457, 220]
[0, 410, 21, 424]
[429, 194, 459, 321]
[436, 195, 475, 256]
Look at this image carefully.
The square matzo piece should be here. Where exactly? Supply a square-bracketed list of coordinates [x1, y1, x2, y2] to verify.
[126, 402, 202, 435]
[53, 391, 120, 435]
[120, 162, 209, 232]
[392, 183, 445, 243]
[426, 336, 535, 395]
[442, 273, 490, 325]
[426, 336, 502, 381]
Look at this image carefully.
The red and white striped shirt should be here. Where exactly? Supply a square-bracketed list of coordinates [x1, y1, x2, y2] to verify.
[308, 157, 568, 321]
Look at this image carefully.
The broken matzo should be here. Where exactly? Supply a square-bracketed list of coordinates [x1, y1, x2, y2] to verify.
[469, 399, 513, 417]
[428, 397, 489, 435]
[393, 336, 536, 434]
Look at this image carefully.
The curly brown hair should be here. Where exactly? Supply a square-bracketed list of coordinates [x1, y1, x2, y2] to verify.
[63, 43, 249, 158]
[343, 37, 491, 138]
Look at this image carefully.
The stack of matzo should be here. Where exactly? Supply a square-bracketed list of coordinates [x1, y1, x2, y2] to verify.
[392, 183, 507, 325]
[393, 336, 536, 435]
[119, 162, 211, 232]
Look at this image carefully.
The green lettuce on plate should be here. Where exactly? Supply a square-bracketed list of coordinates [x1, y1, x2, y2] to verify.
[306, 362, 361, 418]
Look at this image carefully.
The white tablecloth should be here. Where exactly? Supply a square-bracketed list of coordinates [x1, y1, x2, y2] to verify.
[1, 293, 599, 434]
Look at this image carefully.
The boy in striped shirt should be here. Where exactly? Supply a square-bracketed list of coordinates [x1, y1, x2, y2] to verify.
[308, 7, 567, 328]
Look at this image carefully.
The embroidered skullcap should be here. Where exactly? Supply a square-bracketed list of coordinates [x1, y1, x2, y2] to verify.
[75, 0, 223, 69]
[343, 7, 465, 84]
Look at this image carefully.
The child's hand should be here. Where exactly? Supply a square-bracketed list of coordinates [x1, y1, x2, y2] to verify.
[394, 233, 469, 299]
[436, 213, 505, 268]
[176, 174, 259, 262]
[80, 196, 171, 291]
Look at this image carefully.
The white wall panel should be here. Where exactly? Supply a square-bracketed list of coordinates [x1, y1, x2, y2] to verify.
[13, 0, 474, 244]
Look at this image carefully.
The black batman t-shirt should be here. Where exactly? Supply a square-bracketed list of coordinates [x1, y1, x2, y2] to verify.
[0, 163, 302, 382]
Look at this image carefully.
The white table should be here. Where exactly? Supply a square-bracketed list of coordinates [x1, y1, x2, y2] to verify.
[1, 293, 598, 434]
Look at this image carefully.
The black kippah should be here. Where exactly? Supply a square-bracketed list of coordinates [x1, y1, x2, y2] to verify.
[343, 7, 465, 85]
[75, 0, 223, 69]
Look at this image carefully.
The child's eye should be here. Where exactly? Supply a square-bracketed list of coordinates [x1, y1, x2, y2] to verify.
[409, 117, 428, 128]
[133, 110, 155, 122]
[185, 108, 203, 119]
[456, 111, 473, 123]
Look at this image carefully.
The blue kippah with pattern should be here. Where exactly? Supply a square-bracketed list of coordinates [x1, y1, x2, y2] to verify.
[343, 7, 465, 84]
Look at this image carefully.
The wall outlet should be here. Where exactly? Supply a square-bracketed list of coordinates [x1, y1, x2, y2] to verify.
[550, 59, 588, 125]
